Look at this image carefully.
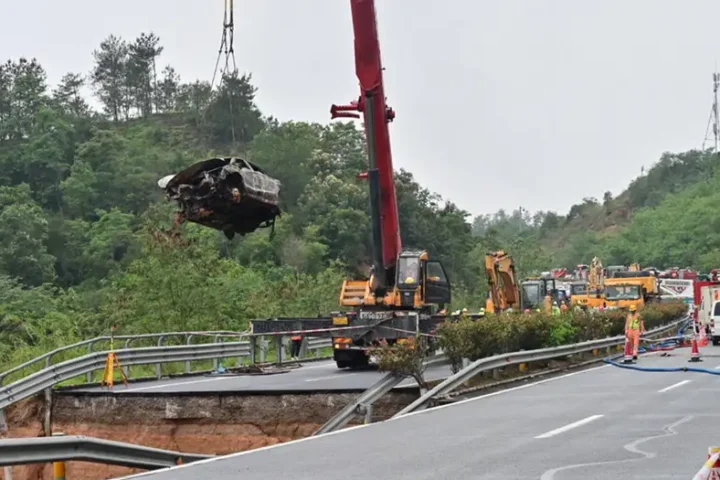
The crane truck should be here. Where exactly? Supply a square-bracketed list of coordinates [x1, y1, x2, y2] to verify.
[250, 0, 453, 369]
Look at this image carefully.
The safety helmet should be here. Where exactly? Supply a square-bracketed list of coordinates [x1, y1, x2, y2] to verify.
[629, 305, 637, 312]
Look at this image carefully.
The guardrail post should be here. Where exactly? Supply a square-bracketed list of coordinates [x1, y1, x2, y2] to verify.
[86, 340, 98, 383]
[213, 336, 222, 371]
[185, 335, 194, 373]
[299, 337, 308, 359]
[276, 336, 283, 365]
[123, 339, 133, 378]
[358, 403, 373, 424]
[43, 356, 53, 436]
[52, 432, 66, 480]
[156, 336, 166, 379]
[0, 409, 12, 479]
[249, 336, 257, 365]
[260, 337, 268, 363]
[236, 335, 244, 367]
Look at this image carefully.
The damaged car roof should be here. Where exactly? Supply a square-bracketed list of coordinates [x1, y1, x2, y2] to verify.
[158, 157, 282, 239]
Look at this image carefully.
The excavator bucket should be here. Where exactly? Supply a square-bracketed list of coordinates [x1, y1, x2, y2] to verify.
[158, 157, 282, 239]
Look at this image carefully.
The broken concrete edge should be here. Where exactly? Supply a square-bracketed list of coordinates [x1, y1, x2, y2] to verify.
[53, 355, 334, 392]
[52, 384, 423, 400]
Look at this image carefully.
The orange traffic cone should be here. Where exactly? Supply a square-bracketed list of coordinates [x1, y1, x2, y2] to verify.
[622, 337, 634, 364]
[689, 333, 702, 363]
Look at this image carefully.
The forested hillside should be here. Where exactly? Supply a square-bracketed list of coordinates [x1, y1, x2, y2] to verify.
[0, 33, 492, 368]
[475, 149, 720, 270]
[0, 31, 715, 369]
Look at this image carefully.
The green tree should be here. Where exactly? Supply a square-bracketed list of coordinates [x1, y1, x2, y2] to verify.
[91, 35, 128, 122]
[0, 184, 56, 285]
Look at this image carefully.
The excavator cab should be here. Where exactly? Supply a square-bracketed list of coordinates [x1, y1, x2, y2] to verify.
[521, 277, 556, 312]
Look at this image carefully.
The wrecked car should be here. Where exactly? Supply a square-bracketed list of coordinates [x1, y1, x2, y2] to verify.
[157, 157, 282, 239]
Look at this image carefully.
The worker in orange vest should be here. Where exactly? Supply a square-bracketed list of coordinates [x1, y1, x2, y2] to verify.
[290, 334, 303, 359]
[624, 305, 645, 360]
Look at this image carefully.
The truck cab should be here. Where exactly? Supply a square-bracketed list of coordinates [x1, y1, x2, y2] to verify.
[604, 284, 644, 310]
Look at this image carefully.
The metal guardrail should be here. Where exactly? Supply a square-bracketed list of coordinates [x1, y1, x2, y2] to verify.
[0, 435, 212, 469]
[0, 341, 246, 410]
[0, 331, 332, 386]
[0, 334, 334, 410]
[314, 351, 449, 435]
[393, 317, 689, 417]
[0, 331, 249, 386]
[314, 372, 405, 435]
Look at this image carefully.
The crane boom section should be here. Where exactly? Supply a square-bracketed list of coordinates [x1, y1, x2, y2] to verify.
[350, 0, 401, 269]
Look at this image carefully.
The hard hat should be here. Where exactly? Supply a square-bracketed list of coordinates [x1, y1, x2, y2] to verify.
[462, 308, 468, 313]
[629, 305, 637, 312]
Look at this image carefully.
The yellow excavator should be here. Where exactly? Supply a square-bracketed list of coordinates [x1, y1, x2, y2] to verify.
[485, 251, 521, 313]
[485, 251, 555, 314]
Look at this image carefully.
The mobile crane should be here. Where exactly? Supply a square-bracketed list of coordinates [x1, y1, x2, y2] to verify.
[328, 0, 452, 369]
[249, 0, 453, 370]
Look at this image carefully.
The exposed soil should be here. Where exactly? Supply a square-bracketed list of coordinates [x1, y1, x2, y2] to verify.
[0, 389, 419, 480]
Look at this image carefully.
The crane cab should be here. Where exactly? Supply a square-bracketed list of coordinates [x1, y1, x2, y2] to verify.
[338, 250, 451, 310]
[395, 250, 451, 309]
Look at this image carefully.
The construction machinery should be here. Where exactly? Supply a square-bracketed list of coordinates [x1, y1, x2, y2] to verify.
[251, 0, 452, 369]
[485, 251, 521, 313]
[570, 257, 605, 309]
[520, 276, 557, 312]
[604, 269, 660, 311]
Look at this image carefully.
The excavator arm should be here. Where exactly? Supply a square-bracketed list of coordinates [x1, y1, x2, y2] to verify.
[485, 251, 520, 313]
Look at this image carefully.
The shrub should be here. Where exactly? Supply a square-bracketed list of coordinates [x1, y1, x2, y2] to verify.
[370, 337, 431, 389]
[436, 300, 687, 372]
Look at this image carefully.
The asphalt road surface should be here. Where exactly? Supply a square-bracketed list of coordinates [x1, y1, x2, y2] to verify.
[64, 360, 453, 394]
[120, 347, 720, 480]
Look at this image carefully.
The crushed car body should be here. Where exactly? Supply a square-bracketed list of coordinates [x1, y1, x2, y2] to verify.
[158, 157, 282, 239]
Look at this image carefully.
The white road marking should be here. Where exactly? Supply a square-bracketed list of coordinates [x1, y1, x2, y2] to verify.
[658, 379, 691, 393]
[305, 373, 358, 382]
[128, 377, 231, 392]
[297, 362, 336, 370]
[534, 415, 604, 439]
[714, 364, 720, 370]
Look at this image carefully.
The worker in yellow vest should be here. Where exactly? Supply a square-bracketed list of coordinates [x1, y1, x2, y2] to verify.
[624, 305, 645, 360]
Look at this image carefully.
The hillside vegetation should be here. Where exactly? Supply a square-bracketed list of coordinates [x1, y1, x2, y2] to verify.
[475, 149, 720, 270]
[0, 31, 712, 370]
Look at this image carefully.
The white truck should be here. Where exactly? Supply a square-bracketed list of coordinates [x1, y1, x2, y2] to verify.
[697, 283, 720, 345]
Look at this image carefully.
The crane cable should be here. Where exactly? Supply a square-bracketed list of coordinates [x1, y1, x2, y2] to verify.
[209, 0, 238, 145]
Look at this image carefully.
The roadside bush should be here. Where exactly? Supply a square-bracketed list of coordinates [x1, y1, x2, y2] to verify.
[436, 300, 687, 372]
[370, 337, 431, 389]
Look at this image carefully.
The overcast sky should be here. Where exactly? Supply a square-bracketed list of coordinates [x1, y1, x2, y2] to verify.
[2, 0, 720, 218]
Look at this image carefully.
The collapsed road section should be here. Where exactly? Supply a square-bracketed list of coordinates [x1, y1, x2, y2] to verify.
[3, 384, 419, 479]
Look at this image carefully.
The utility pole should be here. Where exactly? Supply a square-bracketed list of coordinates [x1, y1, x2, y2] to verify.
[702, 71, 720, 154]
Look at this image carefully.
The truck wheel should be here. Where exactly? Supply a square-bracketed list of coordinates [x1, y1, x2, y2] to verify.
[347, 352, 369, 370]
[336, 361, 349, 369]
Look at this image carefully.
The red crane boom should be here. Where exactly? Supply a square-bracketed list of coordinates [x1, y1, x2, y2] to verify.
[331, 0, 401, 282]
